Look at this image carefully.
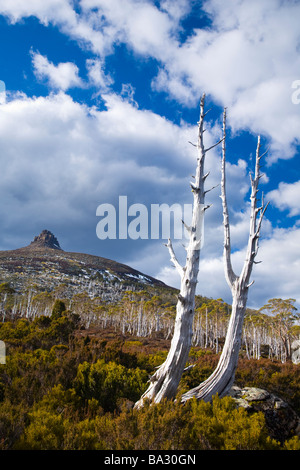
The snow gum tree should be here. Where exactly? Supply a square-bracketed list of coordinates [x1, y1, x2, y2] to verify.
[181, 109, 269, 403]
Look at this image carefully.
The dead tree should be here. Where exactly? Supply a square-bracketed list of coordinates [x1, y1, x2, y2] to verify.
[181, 109, 269, 403]
[134, 94, 221, 408]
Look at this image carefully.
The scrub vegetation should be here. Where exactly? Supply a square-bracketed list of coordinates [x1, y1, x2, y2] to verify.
[0, 298, 299, 450]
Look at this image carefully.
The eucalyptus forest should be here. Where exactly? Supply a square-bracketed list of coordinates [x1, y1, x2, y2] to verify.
[1, 284, 298, 364]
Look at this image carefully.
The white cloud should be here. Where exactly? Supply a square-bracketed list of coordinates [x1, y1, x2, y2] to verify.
[80, 0, 177, 57]
[2, 0, 300, 164]
[0, 0, 77, 27]
[152, 68, 195, 106]
[32, 51, 114, 92]
[160, 0, 191, 21]
[152, 0, 300, 162]
[156, 224, 300, 310]
[86, 58, 113, 91]
[0, 0, 113, 56]
[0, 0, 184, 63]
[253, 227, 300, 308]
[31, 51, 84, 91]
[82, 1, 300, 163]
[0, 89, 200, 250]
[267, 180, 300, 217]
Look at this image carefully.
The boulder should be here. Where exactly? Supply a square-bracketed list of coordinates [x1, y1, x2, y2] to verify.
[291, 340, 300, 365]
[229, 386, 300, 443]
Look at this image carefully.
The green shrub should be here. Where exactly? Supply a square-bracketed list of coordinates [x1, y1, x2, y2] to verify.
[283, 436, 300, 450]
[51, 300, 66, 320]
[3, 349, 59, 406]
[62, 396, 281, 451]
[16, 409, 66, 450]
[0, 318, 31, 343]
[74, 360, 148, 411]
[0, 400, 27, 449]
[126, 396, 279, 450]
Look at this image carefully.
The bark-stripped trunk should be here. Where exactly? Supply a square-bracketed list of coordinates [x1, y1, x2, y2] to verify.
[181, 109, 269, 403]
[134, 94, 221, 408]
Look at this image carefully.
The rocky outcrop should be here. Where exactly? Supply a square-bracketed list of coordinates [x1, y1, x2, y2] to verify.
[229, 386, 300, 443]
[29, 230, 62, 250]
[291, 340, 300, 365]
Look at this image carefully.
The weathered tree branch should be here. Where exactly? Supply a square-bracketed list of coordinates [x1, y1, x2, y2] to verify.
[204, 137, 225, 154]
[220, 108, 238, 288]
[165, 238, 184, 279]
[240, 136, 269, 287]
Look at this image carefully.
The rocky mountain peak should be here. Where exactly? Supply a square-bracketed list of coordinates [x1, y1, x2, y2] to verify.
[29, 230, 62, 250]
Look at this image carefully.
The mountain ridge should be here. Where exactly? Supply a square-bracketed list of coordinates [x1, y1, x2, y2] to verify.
[0, 230, 167, 298]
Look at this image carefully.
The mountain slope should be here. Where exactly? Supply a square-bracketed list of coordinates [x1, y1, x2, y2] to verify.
[0, 230, 166, 299]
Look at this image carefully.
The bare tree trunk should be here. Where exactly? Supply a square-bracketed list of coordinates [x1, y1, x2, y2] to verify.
[135, 94, 221, 408]
[205, 307, 208, 348]
[181, 109, 269, 403]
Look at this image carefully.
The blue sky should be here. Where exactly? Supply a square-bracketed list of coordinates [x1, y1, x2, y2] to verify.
[0, 0, 299, 309]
